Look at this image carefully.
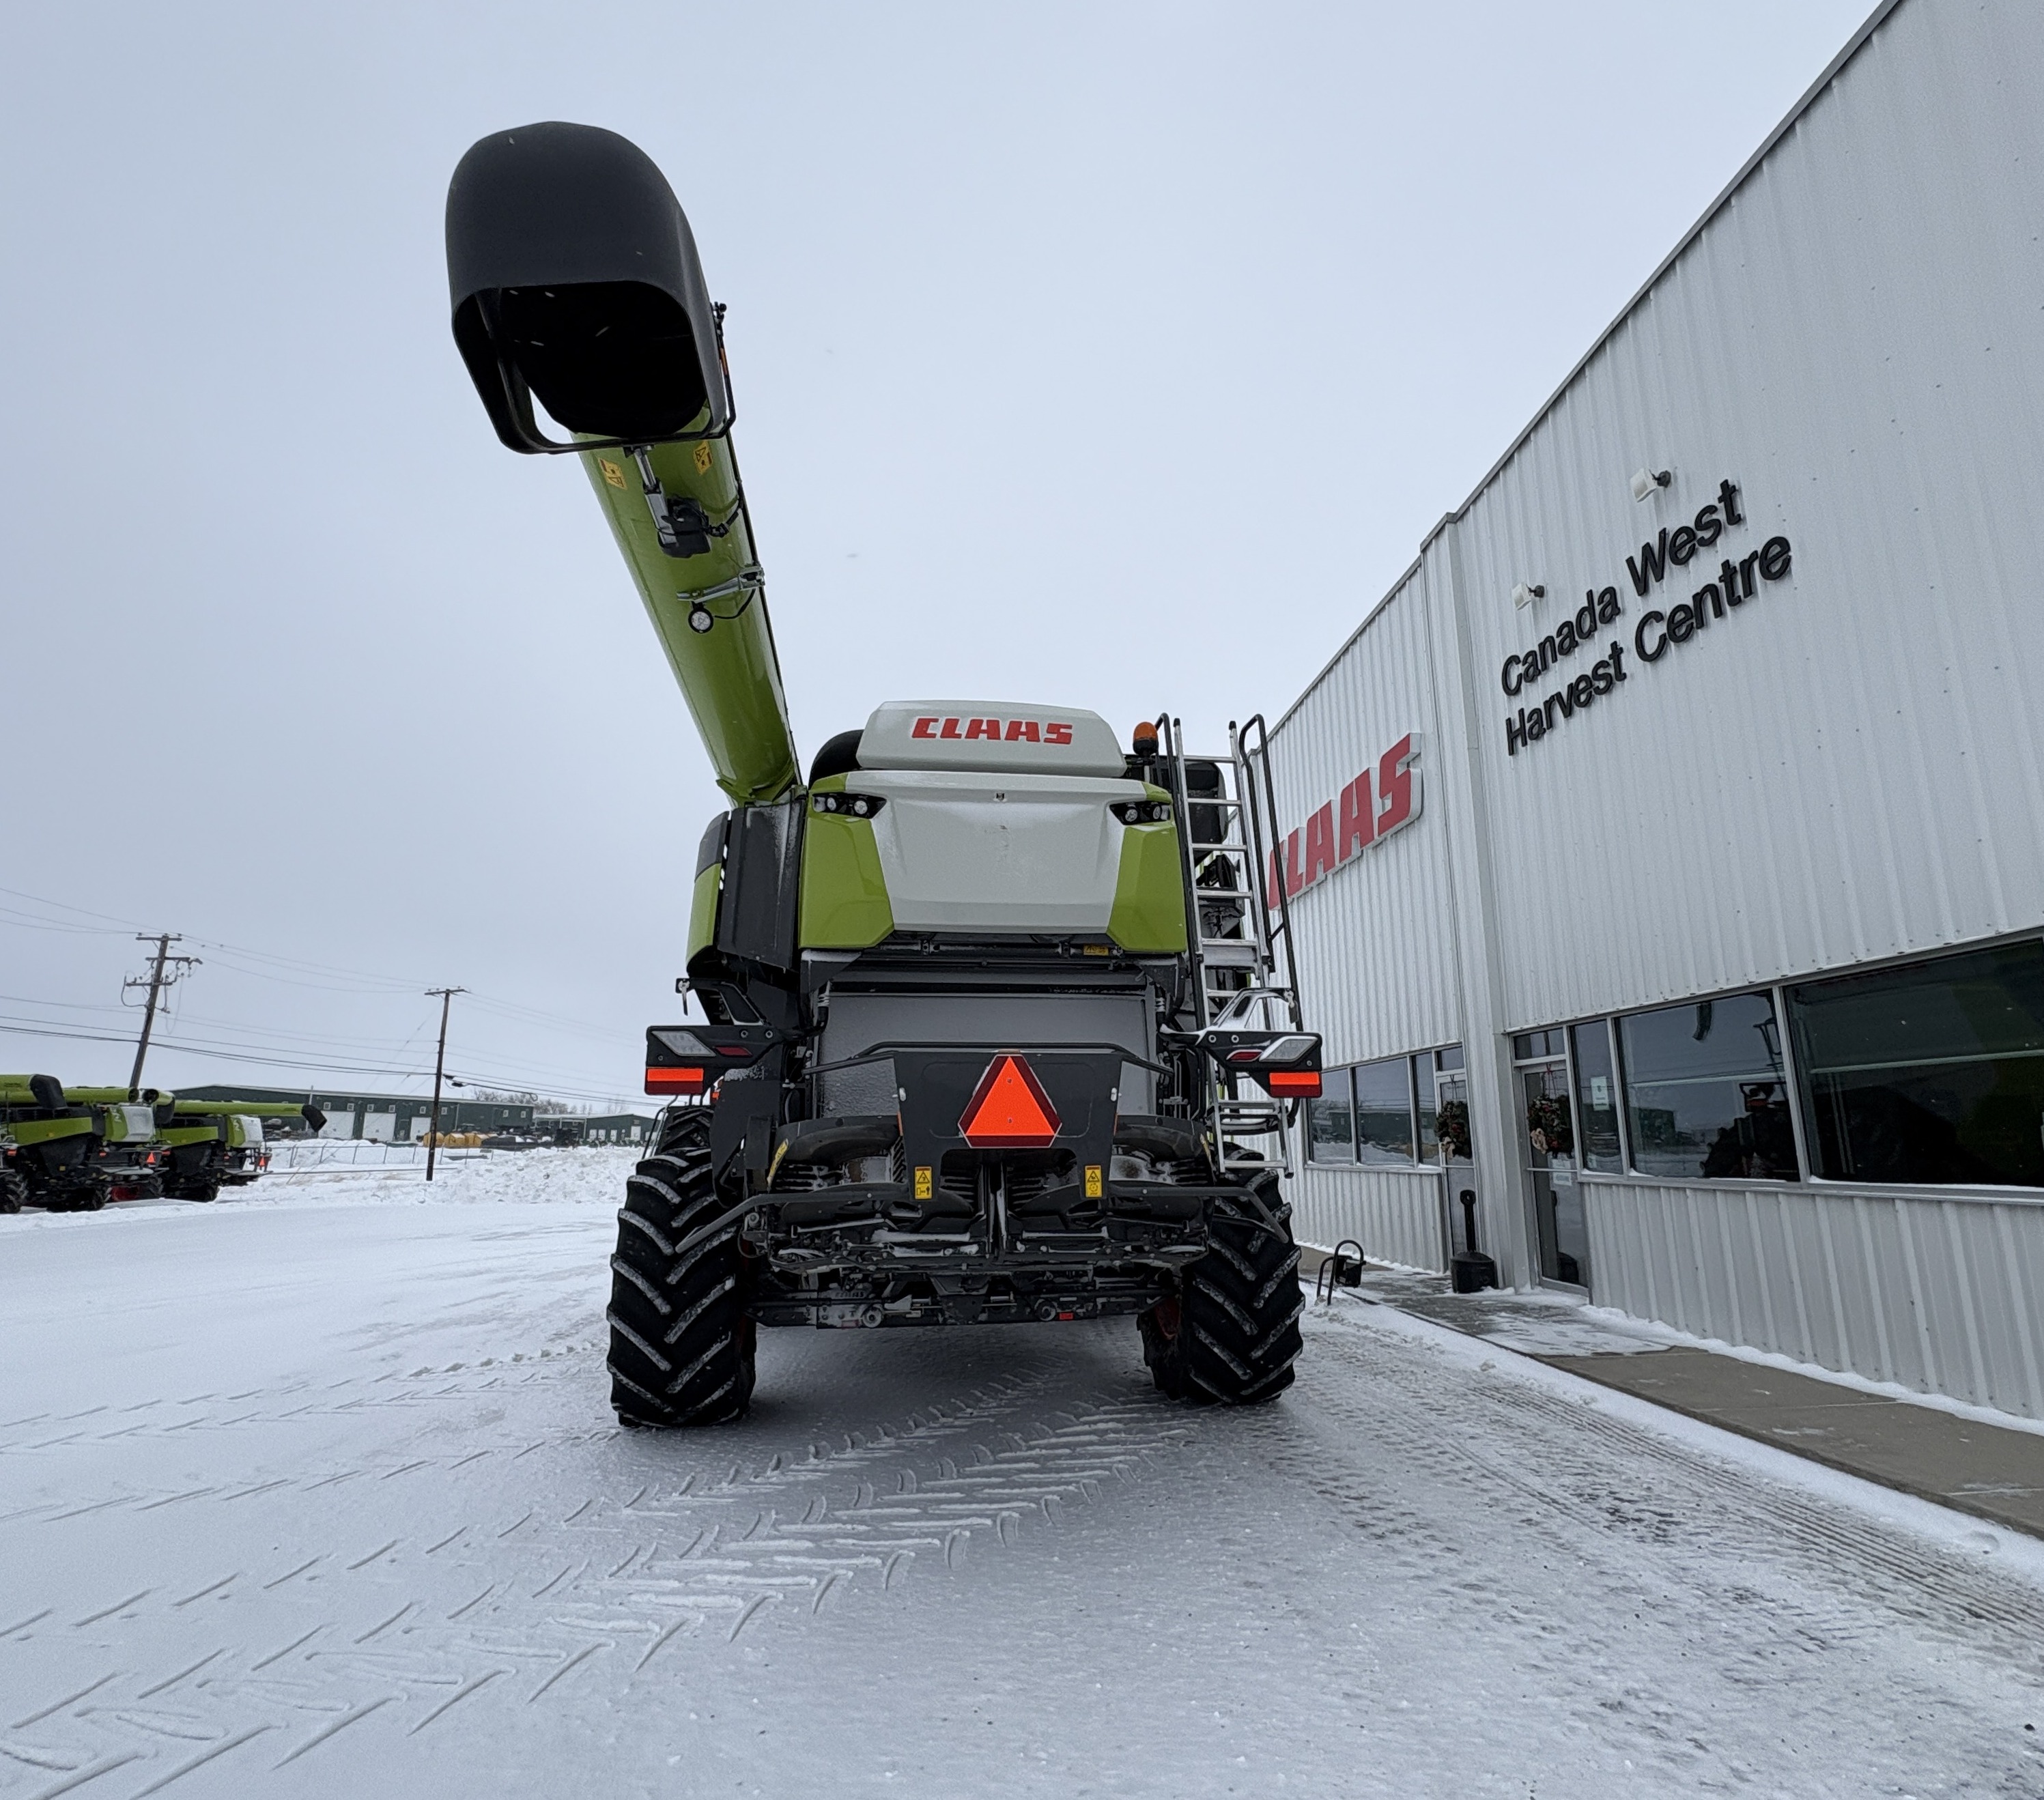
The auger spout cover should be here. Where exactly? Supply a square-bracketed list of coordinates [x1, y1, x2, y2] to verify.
[446, 122, 799, 805]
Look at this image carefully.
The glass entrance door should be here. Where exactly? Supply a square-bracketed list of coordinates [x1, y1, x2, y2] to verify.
[1520, 1058, 1589, 1288]
[1429, 1049, 1475, 1262]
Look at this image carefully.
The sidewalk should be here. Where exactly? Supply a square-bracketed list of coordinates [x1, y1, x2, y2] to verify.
[1300, 1250, 2044, 1540]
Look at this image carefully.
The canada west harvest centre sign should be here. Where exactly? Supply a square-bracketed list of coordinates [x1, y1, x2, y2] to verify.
[1500, 477, 1794, 756]
[1264, 481, 1796, 906]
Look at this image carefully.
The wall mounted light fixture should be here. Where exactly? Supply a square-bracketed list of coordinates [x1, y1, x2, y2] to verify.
[1630, 467, 1673, 502]
[1511, 582, 1546, 610]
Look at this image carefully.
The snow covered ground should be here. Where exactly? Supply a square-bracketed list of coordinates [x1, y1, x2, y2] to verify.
[3, 1151, 2041, 1798]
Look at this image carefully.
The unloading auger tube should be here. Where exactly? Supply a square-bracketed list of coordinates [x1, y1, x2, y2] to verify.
[446, 121, 798, 806]
[445, 125, 1321, 1428]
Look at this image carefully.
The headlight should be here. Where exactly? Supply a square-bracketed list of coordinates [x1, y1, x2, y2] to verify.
[811, 792, 887, 818]
[1110, 801, 1172, 825]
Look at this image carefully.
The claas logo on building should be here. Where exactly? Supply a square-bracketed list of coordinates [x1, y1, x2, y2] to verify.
[1268, 732, 1421, 906]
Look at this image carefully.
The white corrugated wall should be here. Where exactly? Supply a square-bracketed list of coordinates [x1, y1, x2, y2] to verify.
[1452, 0, 2044, 1029]
[1293, 1166, 1447, 1273]
[1264, 571, 1461, 1066]
[1585, 1180, 2044, 1420]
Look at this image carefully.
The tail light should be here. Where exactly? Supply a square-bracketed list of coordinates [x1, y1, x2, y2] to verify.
[644, 1023, 782, 1097]
[1197, 1027, 1323, 1098]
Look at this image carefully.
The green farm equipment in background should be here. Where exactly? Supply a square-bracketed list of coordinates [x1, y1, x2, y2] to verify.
[154, 1100, 326, 1202]
[0, 1081, 323, 1210]
[0, 1078, 162, 1211]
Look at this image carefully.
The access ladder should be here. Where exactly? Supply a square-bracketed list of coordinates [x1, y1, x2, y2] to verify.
[1152, 714, 1307, 1179]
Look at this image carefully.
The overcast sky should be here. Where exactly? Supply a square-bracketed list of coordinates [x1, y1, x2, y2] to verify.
[0, 0, 1871, 1108]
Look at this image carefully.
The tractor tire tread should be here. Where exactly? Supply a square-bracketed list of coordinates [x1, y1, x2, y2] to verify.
[1137, 1173, 1303, 1406]
[607, 1108, 753, 1427]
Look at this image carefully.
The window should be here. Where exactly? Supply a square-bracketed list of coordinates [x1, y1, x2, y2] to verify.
[1513, 1029, 1565, 1061]
[1415, 1053, 1439, 1162]
[1619, 992, 1796, 1182]
[1353, 1057, 1415, 1163]
[1305, 1067, 1356, 1165]
[1570, 1022, 1623, 1173]
[1788, 939, 2044, 1189]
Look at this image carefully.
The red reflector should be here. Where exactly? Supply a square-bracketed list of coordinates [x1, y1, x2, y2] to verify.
[959, 1055, 1061, 1149]
[1266, 1070, 1322, 1096]
[1227, 1048, 1260, 1062]
[646, 1066, 707, 1094]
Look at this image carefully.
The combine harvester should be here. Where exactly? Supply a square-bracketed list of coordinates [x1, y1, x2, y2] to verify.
[156, 1099, 326, 1201]
[445, 124, 1320, 1425]
[1, 1079, 163, 1210]
[0, 1079, 319, 1210]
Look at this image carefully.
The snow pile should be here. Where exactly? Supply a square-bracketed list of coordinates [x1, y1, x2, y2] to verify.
[251, 1143, 640, 1208]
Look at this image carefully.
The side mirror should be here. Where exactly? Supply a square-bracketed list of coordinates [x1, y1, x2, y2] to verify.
[446, 122, 730, 455]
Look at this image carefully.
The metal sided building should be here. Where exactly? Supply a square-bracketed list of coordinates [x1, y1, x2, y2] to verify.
[1265, 0, 2044, 1419]
[178, 1087, 538, 1142]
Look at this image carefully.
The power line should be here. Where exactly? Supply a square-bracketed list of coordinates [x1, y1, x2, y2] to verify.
[0, 1018, 644, 1108]
[0, 881, 651, 1098]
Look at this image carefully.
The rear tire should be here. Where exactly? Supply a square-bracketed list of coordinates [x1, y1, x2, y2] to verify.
[0, 1170, 24, 1214]
[1139, 1175, 1303, 1404]
[606, 1108, 756, 1427]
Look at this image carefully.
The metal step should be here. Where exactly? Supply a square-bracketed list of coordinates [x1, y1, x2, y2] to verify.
[1197, 943, 1261, 967]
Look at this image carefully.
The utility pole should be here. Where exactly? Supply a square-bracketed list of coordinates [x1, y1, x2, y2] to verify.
[126, 934, 201, 1099]
[424, 986, 466, 1182]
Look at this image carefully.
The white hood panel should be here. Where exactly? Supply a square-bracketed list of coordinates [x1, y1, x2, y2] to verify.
[857, 769, 1146, 932]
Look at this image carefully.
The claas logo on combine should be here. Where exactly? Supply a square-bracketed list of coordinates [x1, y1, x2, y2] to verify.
[910, 716, 1076, 744]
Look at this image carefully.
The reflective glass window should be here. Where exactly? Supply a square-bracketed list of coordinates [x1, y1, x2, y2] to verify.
[1619, 992, 1797, 1181]
[1788, 941, 2044, 1188]
[1570, 1021, 1623, 1173]
[1305, 1066, 1355, 1165]
[1415, 1055, 1440, 1162]
[1437, 1044, 1465, 1073]
[1354, 1058, 1415, 1163]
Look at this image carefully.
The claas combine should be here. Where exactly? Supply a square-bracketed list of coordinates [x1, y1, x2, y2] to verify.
[0, 1078, 320, 1210]
[445, 123, 1320, 1425]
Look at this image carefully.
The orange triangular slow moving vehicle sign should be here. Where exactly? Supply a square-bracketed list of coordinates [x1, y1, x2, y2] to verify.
[959, 1055, 1062, 1149]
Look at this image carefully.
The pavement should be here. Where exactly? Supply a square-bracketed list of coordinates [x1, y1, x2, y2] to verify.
[1299, 1248, 2044, 1540]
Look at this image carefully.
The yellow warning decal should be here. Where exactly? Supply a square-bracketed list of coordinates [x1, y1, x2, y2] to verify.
[694, 440, 713, 474]
[599, 457, 627, 489]
[1084, 1164, 1103, 1199]
[913, 1165, 934, 1200]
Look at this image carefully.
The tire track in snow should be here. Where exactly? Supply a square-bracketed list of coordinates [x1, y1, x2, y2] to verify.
[0, 1367, 1192, 1794]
